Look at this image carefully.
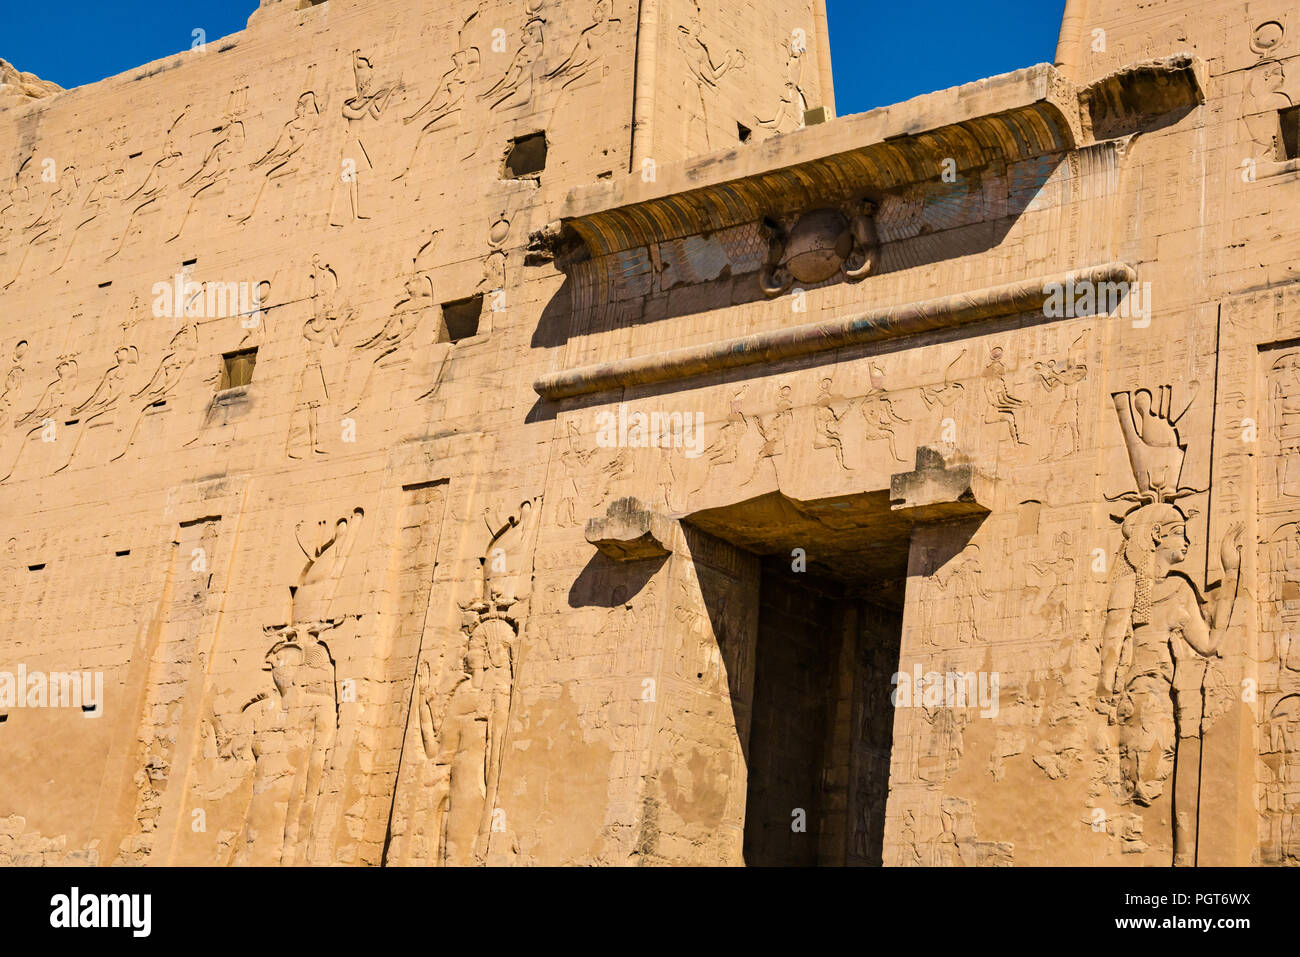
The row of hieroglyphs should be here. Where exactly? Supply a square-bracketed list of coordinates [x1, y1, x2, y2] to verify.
[555, 335, 1096, 522]
[0, 0, 818, 287]
[0, 0, 615, 282]
[553, 346, 1300, 527]
[0, 212, 519, 480]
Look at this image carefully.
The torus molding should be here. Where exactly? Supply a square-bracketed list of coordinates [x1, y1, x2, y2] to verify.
[534, 261, 1138, 400]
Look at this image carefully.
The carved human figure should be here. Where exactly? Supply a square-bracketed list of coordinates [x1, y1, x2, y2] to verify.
[695, 388, 749, 490]
[1032, 357, 1086, 459]
[239, 92, 324, 223]
[107, 111, 187, 260]
[557, 419, 596, 527]
[417, 612, 514, 866]
[170, 105, 246, 242]
[982, 347, 1027, 445]
[55, 344, 140, 472]
[1270, 353, 1300, 497]
[1269, 523, 1300, 669]
[899, 810, 923, 866]
[0, 339, 28, 430]
[1027, 531, 1074, 635]
[932, 544, 988, 646]
[346, 269, 433, 415]
[1242, 59, 1294, 160]
[289, 309, 350, 458]
[480, 18, 545, 111]
[1, 355, 78, 482]
[110, 324, 198, 461]
[398, 15, 481, 179]
[813, 377, 850, 470]
[228, 632, 338, 866]
[3, 166, 78, 289]
[744, 385, 793, 484]
[332, 54, 399, 225]
[475, 220, 509, 302]
[859, 366, 910, 463]
[676, 6, 745, 149]
[546, 0, 615, 90]
[55, 160, 125, 271]
[1095, 504, 1243, 863]
[755, 37, 806, 134]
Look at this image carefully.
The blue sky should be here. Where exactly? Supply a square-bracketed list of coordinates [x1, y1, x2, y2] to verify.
[3, 0, 1066, 115]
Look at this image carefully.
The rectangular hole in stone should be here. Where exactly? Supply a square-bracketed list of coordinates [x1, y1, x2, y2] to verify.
[98, 281, 112, 288]
[504, 132, 547, 179]
[1281, 106, 1300, 161]
[441, 296, 482, 343]
[28, 563, 45, 572]
[219, 348, 258, 390]
[738, 122, 752, 143]
[115, 549, 131, 557]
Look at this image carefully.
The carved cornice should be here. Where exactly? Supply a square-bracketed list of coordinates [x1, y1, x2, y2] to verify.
[551, 59, 1205, 262]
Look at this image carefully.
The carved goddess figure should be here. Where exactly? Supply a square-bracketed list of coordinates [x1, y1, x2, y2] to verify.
[1095, 504, 1242, 863]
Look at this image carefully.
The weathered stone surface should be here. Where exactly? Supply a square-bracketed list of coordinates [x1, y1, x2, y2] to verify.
[889, 445, 996, 521]
[0, 59, 61, 110]
[586, 498, 676, 561]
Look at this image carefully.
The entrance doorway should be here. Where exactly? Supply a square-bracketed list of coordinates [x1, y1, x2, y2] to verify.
[686, 490, 911, 866]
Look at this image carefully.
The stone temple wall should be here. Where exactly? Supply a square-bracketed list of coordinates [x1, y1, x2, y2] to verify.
[1, 0, 1298, 867]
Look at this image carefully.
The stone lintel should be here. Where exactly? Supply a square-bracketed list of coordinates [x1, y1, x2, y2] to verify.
[585, 497, 676, 561]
